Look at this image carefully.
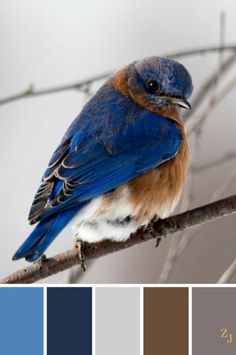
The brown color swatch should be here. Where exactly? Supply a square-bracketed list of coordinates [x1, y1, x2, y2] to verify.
[144, 287, 188, 355]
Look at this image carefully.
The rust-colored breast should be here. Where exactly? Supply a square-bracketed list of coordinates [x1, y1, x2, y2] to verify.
[128, 124, 189, 223]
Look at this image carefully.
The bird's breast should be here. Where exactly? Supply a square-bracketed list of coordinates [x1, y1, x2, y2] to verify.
[127, 135, 189, 224]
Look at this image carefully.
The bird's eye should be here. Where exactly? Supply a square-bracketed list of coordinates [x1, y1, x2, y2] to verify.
[147, 80, 160, 93]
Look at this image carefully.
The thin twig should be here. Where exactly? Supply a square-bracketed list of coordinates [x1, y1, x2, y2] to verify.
[68, 261, 94, 283]
[187, 73, 236, 134]
[0, 72, 111, 106]
[187, 22, 230, 134]
[171, 166, 236, 265]
[184, 53, 236, 120]
[167, 44, 236, 59]
[68, 266, 85, 284]
[1, 194, 236, 284]
[192, 151, 236, 173]
[1, 45, 236, 107]
[218, 258, 236, 283]
[165, 138, 236, 282]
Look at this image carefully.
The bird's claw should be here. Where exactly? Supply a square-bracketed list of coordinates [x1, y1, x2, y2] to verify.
[34, 254, 47, 265]
[155, 237, 162, 248]
[142, 223, 162, 247]
[34, 254, 48, 274]
[146, 223, 156, 238]
[75, 240, 87, 272]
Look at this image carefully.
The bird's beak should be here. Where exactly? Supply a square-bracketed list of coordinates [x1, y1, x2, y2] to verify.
[170, 97, 191, 109]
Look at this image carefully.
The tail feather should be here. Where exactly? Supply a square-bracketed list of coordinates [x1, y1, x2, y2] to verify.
[13, 206, 82, 262]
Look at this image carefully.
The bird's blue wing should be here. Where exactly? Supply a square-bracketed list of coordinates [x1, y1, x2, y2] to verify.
[28, 84, 182, 224]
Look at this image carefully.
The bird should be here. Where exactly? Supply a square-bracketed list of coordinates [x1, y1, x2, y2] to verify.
[13, 56, 193, 265]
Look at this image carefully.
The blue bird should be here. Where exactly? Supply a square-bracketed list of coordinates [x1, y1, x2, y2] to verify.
[13, 56, 193, 263]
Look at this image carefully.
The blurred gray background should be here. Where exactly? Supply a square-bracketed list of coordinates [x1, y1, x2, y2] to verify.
[0, 0, 236, 283]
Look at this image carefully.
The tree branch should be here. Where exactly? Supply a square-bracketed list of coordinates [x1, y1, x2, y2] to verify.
[218, 257, 236, 283]
[183, 53, 236, 120]
[1, 44, 236, 107]
[187, 73, 236, 134]
[167, 44, 236, 59]
[1, 194, 236, 284]
[0, 72, 111, 106]
[192, 151, 236, 173]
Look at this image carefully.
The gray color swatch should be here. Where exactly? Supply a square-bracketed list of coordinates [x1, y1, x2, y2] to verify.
[193, 288, 236, 354]
[96, 287, 140, 355]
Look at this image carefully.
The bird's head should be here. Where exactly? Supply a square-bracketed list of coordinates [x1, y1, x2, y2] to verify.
[124, 56, 193, 110]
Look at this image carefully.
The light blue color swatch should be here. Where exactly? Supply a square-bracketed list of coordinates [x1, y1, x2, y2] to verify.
[0, 288, 43, 355]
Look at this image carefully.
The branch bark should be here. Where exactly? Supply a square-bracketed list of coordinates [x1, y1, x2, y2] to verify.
[1, 194, 236, 284]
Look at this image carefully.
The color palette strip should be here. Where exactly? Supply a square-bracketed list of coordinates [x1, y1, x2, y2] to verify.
[0, 286, 235, 354]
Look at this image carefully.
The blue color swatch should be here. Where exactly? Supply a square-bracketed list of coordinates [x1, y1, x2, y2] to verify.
[0, 287, 43, 355]
[47, 287, 92, 355]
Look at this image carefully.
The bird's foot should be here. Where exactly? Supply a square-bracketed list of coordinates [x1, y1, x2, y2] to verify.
[143, 220, 162, 248]
[145, 222, 156, 238]
[166, 218, 179, 232]
[141, 222, 159, 244]
[155, 237, 162, 248]
[34, 254, 47, 265]
[34, 254, 48, 274]
[74, 240, 87, 272]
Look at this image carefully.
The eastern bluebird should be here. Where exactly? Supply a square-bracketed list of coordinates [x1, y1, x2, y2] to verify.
[13, 56, 193, 263]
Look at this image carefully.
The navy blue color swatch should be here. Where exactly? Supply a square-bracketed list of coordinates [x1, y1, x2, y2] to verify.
[0, 287, 43, 355]
[47, 287, 92, 355]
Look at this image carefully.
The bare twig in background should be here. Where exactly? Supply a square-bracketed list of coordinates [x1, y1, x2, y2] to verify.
[184, 14, 233, 122]
[82, 83, 93, 104]
[218, 258, 236, 283]
[163, 166, 236, 282]
[1, 195, 236, 284]
[187, 73, 236, 134]
[184, 52, 236, 120]
[68, 266, 85, 284]
[0, 72, 111, 106]
[192, 152, 236, 173]
[1, 44, 236, 107]
[187, 14, 227, 134]
[68, 261, 94, 283]
[158, 15, 233, 283]
[219, 12, 226, 66]
[167, 44, 236, 59]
